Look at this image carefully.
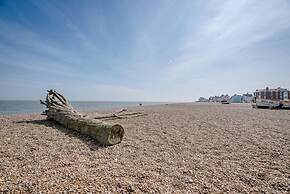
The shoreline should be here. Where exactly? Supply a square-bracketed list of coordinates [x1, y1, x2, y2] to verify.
[0, 101, 255, 116]
[0, 101, 172, 116]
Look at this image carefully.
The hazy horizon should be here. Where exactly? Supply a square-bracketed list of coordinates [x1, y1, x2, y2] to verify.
[1, 0, 290, 102]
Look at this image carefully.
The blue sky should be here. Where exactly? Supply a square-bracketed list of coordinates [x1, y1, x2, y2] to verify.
[0, 0, 290, 101]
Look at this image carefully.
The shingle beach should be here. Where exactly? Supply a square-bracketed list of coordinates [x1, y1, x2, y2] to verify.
[0, 103, 289, 193]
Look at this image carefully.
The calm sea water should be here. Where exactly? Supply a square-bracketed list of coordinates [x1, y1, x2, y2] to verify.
[0, 100, 164, 115]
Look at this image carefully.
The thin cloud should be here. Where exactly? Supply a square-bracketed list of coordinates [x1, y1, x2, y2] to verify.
[0, 0, 290, 101]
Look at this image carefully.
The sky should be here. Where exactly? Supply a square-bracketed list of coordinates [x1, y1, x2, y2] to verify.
[0, 0, 290, 101]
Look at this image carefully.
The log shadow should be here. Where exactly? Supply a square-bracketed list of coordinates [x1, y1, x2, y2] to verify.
[15, 119, 107, 151]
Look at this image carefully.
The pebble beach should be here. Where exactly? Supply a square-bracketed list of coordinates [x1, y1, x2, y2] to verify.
[0, 103, 289, 193]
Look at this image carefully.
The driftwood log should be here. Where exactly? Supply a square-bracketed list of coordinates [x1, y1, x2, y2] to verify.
[40, 90, 130, 145]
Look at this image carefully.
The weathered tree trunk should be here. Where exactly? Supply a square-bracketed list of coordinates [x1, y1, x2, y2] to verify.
[40, 89, 124, 145]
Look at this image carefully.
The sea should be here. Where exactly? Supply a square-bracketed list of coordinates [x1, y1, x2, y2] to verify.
[0, 100, 165, 115]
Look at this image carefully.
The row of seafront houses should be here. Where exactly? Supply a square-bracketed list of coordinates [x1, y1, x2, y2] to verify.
[198, 87, 290, 109]
[198, 93, 254, 103]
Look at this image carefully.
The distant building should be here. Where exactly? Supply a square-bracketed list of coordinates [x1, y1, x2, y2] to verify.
[209, 94, 230, 102]
[242, 93, 253, 103]
[209, 96, 220, 102]
[254, 87, 289, 101]
[230, 94, 243, 103]
[253, 87, 290, 109]
[221, 94, 230, 101]
[198, 97, 209, 102]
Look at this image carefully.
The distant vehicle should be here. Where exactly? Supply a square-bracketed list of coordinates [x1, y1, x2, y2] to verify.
[221, 100, 230, 104]
[252, 99, 281, 109]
